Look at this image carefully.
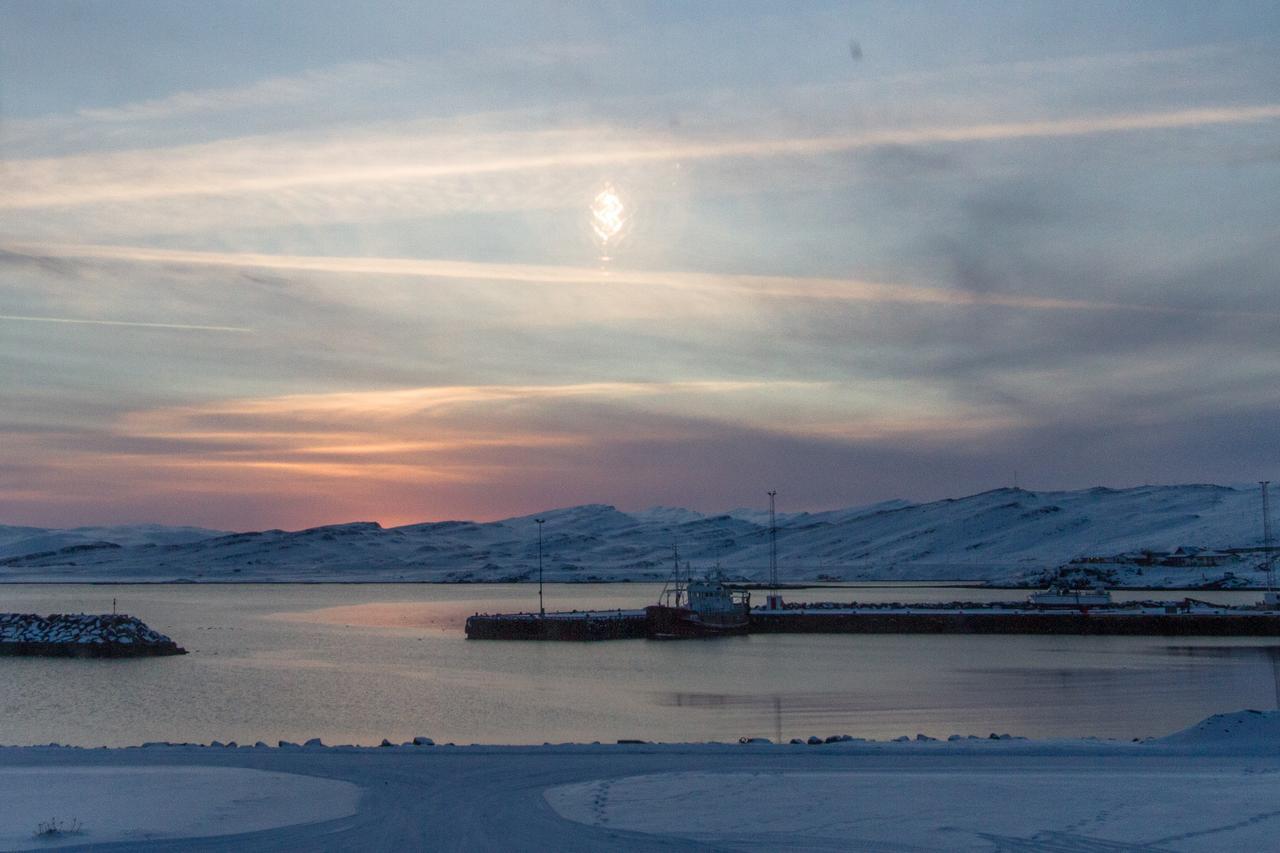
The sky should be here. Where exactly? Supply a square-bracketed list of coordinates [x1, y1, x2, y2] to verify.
[1, 1, 1278, 529]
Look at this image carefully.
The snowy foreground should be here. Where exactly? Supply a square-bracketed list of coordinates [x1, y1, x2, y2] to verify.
[2, 711, 1279, 851]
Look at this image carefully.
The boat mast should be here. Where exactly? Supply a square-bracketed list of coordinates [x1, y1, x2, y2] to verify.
[673, 541, 685, 608]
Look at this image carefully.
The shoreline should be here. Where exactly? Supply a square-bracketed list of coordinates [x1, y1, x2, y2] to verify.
[0, 708, 1268, 752]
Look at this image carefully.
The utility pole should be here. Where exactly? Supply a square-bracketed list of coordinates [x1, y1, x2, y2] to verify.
[1262, 482, 1275, 597]
[767, 490, 782, 610]
[536, 518, 546, 617]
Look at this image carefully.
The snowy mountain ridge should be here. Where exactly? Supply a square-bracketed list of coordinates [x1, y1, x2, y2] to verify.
[0, 483, 1273, 586]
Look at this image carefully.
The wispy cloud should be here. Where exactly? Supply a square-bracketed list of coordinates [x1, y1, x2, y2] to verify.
[0, 313, 251, 333]
[10, 240, 1247, 318]
[82, 61, 412, 123]
[118, 380, 828, 438]
[4, 104, 1277, 211]
[27, 378, 1003, 502]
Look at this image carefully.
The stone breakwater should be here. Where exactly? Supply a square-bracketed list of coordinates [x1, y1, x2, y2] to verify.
[0, 613, 186, 657]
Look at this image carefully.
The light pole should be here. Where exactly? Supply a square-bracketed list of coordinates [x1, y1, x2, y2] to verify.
[1262, 482, 1274, 597]
[535, 518, 546, 617]
[767, 490, 781, 610]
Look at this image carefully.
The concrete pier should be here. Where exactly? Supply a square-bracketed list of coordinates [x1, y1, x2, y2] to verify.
[749, 608, 1280, 636]
[466, 601, 1280, 640]
[465, 610, 647, 641]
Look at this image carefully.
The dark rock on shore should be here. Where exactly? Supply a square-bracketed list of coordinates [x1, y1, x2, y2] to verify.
[0, 613, 186, 657]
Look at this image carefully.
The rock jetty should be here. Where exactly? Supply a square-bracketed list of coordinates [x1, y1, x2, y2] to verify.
[0, 613, 186, 657]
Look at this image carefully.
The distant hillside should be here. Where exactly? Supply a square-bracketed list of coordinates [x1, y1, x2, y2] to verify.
[0, 524, 227, 561]
[0, 484, 1273, 587]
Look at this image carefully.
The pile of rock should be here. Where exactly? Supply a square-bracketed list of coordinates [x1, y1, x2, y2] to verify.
[0, 613, 186, 657]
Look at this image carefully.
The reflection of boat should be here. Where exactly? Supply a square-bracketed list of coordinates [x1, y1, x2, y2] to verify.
[1028, 585, 1111, 609]
[645, 550, 750, 639]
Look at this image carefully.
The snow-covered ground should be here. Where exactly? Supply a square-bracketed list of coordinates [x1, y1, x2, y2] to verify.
[1, 711, 1279, 851]
[1, 483, 1273, 587]
[548, 768, 1278, 851]
[0, 767, 359, 850]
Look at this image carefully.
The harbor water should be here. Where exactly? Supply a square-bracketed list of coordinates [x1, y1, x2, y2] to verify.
[2, 583, 1278, 747]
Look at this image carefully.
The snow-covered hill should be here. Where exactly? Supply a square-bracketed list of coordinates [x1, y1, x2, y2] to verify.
[0, 524, 227, 561]
[0, 484, 1273, 586]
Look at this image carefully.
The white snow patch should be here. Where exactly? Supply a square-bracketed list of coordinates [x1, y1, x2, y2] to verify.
[546, 767, 1280, 851]
[0, 766, 360, 850]
[1158, 709, 1280, 745]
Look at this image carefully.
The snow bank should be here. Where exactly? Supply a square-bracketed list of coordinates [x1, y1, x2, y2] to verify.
[0, 766, 359, 850]
[1157, 709, 1280, 745]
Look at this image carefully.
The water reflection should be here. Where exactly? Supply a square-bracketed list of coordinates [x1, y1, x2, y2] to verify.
[2, 583, 1279, 746]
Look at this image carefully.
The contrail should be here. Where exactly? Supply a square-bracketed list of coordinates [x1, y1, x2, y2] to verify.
[5, 240, 1260, 318]
[0, 313, 251, 332]
[4, 103, 1278, 209]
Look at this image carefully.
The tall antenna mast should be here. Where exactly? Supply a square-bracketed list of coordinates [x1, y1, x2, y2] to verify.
[765, 490, 784, 611]
[535, 518, 546, 617]
[1262, 481, 1275, 594]
[768, 490, 778, 592]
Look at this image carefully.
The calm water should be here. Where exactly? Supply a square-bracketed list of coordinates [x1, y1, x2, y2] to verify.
[2, 583, 1278, 747]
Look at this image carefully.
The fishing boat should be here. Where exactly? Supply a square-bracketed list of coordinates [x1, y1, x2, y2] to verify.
[644, 550, 750, 639]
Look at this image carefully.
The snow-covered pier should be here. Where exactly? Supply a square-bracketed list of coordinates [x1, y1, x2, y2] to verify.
[469, 599, 1280, 640]
[465, 609, 647, 640]
[750, 601, 1280, 636]
[0, 613, 186, 657]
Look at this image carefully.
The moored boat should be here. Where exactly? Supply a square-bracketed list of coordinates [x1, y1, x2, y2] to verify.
[644, 553, 750, 639]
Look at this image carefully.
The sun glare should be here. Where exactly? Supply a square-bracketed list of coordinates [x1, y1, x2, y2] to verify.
[590, 182, 627, 256]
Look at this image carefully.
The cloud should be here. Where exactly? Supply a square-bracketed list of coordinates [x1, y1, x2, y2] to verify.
[74, 61, 412, 124]
[9, 240, 1250, 319]
[4, 377, 1274, 529]
[0, 375, 1017, 526]
[3, 103, 1277, 212]
[0, 313, 251, 333]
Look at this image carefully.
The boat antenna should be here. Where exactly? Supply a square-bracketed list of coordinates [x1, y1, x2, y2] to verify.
[768, 490, 778, 593]
[1262, 481, 1275, 593]
[666, 540, 683, 607]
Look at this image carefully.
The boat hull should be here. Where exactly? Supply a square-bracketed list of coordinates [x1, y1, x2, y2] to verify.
[644, 604, 749, 639]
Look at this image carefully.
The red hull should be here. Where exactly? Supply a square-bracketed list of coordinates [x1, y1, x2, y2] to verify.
[644, 604, 749, 639]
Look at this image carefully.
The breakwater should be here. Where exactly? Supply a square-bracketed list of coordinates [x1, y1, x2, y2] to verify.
[0, 613, 186, 657]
